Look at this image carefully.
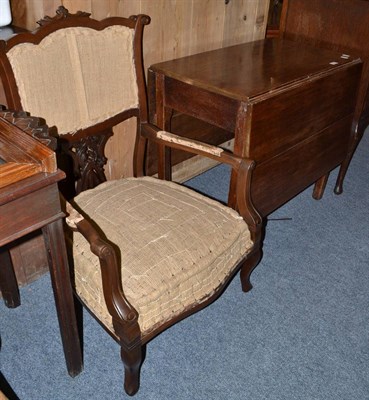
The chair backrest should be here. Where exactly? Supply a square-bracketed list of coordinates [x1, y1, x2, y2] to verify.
[0, 7, 150, 136]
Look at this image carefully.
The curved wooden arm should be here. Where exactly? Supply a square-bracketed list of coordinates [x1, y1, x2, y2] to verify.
[65, 202, 138, 324]
[235, 159, 263, 244]
[141, 122, 244, 169]
[76, 219, 139, 324]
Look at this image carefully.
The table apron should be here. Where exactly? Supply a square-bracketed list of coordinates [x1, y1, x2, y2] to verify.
[0, 183, 63, 246]
[163, 77, 240, 132]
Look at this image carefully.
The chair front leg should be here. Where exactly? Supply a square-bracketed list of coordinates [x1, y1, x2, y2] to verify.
[121, 344, 145, 396]
[240, 247, 263, 293]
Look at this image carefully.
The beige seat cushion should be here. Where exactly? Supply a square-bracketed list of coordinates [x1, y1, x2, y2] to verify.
[72, 177, 253, 336]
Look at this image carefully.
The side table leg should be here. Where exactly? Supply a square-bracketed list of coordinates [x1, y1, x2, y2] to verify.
[42, 219, 83, 377]
[335, 124, 365, 195]
[312, 173, 329, 200]
[0, 246, 20, 308]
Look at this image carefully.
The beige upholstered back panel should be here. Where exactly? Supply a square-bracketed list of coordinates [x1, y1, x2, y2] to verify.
[7, 26, 138, 135]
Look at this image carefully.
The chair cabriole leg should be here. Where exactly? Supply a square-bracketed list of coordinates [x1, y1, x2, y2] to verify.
[240, 248, 262, 292]
[121, 344, 144, 396]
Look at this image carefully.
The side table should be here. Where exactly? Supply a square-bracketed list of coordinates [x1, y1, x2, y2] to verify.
[0, 113, 82, 377]
[149, 38, 362, 216]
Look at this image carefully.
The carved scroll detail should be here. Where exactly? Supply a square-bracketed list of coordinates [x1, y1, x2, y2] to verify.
[129, 14, 151, 25]
[65, 130, 113, 194]
[37, 6, 91, 27]
[0, 106, 57, 150]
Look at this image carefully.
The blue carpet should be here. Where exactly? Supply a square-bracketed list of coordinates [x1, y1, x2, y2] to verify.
[1, 130, 369, 399]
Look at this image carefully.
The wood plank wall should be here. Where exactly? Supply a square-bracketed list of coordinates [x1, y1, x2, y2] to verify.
[10, 0, 269, 180]
[6, 0, 269, 287]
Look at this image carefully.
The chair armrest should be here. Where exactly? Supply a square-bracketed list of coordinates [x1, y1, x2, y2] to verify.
[141, 122, 263, 239]
[65, 201, 139, 324]
[141, 122, 242, 169]
[235, 159, 263, 243]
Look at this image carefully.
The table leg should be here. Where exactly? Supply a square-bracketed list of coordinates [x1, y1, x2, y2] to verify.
[42, 219, 83, 377]
[229, 102, 249, 210]
[312, 173, 330, 200]
[0, 246, 20, 308]
[155, 73, 173, 181]
[334, 128, 364, 195]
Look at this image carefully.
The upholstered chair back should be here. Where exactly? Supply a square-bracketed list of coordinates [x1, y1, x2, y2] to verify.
[6, 26, 138, 135]
[0, 10, 149, 194]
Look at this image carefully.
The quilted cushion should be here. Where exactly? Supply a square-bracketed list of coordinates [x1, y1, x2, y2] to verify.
[72, 177, 253, 336]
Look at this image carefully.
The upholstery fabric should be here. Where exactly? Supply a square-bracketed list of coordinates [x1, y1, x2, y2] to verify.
[71, 177, 253, 336]
[7, 25, 138, 135]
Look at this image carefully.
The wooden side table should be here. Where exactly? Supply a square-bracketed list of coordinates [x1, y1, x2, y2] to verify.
[0, 114, 82, 377]
[149, 38, 362, 216]
[0, 25, 50, 287]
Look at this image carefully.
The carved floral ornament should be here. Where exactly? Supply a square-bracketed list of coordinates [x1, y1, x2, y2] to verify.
[37, 6, 91, 27]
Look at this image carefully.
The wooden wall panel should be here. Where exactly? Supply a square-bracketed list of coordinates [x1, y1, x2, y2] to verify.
[254, 0, 271, 40]
[140, 0, 194, 67]
[11, 0, 60, 29]
[91, 0, 120, 19]
[61, 0, 92, 14]
[188, 0, 226, 55]
[224, 0, 261, 47]
[9, 234, 49, 286]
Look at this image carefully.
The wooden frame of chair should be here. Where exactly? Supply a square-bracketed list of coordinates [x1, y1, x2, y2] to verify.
[66, 128, 263, 394]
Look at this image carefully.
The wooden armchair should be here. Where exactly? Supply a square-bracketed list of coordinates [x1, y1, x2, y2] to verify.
[0, 8, 263, 395]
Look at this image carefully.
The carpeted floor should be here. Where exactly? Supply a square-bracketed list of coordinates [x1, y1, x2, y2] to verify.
[1, 130, 368, 400]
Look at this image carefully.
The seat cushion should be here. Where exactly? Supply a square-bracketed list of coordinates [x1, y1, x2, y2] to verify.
[72, 177, 253, 336]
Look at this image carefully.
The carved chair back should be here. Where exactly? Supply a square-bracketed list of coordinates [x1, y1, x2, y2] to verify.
[0, 7, 150, 194]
